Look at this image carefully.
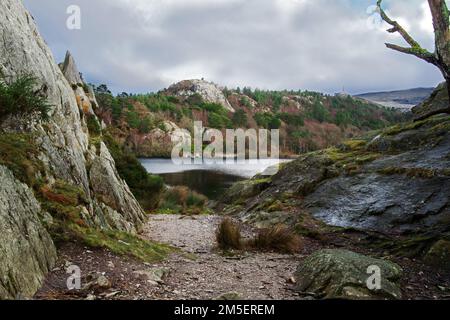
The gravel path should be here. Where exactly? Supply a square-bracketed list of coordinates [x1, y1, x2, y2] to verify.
[141, 215, 301, 300]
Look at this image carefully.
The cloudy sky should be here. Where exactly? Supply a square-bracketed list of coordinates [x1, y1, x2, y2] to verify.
[23, 0, 447, 94]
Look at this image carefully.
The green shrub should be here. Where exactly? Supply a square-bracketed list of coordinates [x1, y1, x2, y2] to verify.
[208, 112, 232, 129]
[103, 133, 164, 210]
[87, 114, 102, 136]
[232, 109, 248, 128]
[157, 186, 208, 215]
[0, 75, 51, 121]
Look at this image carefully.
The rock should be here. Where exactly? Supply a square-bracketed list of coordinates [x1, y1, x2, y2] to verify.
[215, 292, 242, 300]
[424, 240, 450, 271]
[0, 1, 147, 299]
[60, 51, 83, 85]
[96, 275, 111, 289]
[85, 294, 97, 301]
[294, 249, 403, 300]
[0, 166, 57, 299]
[166, 79, 235, 112]
[89, 142, 146, 232]
[0, 0, 145, 233]
[133, 268, 170, 284]
[412, 83, 449, 121]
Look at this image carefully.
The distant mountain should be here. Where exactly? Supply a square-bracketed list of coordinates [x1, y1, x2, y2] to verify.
[355, 87, 434, 111]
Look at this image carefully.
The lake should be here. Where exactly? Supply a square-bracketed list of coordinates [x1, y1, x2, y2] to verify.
[139, 158, 290, 199]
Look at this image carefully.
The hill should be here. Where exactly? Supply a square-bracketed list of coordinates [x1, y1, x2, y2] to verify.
[93, 79, 410, 158]
[356, 87, 434, 110]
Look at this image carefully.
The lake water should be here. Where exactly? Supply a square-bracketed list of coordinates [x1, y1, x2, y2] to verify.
[140, 158, 290, 199]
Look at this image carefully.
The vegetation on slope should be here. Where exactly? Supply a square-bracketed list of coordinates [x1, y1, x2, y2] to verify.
[92, 83, 410, 158]
[0, 75, 51, 121]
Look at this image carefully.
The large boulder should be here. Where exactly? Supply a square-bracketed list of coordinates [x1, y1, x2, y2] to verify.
[295, 249, 403, 300]
[424, 239, 450, 271]
[0, 166, 57, 299]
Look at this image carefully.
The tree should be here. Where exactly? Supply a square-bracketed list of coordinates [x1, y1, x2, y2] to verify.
[377, 0, 450, 118]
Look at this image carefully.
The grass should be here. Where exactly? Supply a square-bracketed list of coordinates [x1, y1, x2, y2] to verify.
[248, 225, 302, 254]
[216, 218, 302, 254]
[38, 180, 173, 262]
[79, 227, 173, 263]
[156, 186, 209, 215]
[0, 133, 44, 186]
[216, 218, 243, 250]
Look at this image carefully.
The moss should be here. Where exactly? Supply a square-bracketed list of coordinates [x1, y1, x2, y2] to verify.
[383, 116, 449, 136]
[77, 227, 173, 263]
[0, 133, 44, 187]
[377, 167, 442, 178]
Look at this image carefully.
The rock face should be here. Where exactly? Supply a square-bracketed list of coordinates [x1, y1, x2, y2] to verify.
[60, 50, 83, 85]
[0, 0, 145, 298]
[295, 250, 403, 300]
[220, 116, 450, 238]
[412, 83, 449, 121]
[0, 166, 57, 299]
[166, 79, 235, 112]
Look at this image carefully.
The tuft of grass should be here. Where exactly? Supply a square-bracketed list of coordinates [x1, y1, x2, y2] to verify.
[0, 75, 51, 121]
[216, 219, 302, 254]
[248, 224, 302, 254]
[216, 218, 243, 250]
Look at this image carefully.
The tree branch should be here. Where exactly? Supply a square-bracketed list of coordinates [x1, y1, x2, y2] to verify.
[377, 0, 437, 66]
[385, 43, 438, 64]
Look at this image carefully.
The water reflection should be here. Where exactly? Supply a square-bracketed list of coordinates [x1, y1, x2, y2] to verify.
[139, 158, 290, 200]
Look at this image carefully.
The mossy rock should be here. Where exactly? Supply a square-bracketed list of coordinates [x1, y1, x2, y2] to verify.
[295, 249, 403, 300]
[424, 240, 450, 271]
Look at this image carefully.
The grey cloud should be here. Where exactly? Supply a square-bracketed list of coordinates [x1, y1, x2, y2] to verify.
[23, 0, 444, 94]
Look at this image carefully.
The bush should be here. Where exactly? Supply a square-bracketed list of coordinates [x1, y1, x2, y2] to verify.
[0, 75, 51, 121]
[158, 186, 208, 215]
[103, 133, 164, 210]
[216, 218, 243, 250]
[87, 114, 102, 136]
[248, 224, 302, 254]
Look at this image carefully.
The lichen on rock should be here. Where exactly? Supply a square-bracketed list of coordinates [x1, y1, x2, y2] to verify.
[294, 249, 403, 300]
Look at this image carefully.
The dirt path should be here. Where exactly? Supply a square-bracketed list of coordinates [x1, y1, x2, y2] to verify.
[36, 214, 301, 300]
[141, 215, 301, 300]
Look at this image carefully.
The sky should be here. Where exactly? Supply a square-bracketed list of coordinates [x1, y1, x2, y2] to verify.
[23, 0, 448, 95]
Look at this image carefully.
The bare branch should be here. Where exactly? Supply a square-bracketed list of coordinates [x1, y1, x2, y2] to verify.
[377, 0, 438, 67]
[377, 0, 422, 48]
[385, 43, 438, 64]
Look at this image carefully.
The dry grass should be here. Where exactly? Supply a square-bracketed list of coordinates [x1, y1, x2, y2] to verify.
[216, 218, 243, 250]
[247, 224, 302, 254]
[216, 219, 302, 254]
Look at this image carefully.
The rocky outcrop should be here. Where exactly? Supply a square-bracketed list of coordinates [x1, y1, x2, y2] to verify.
[166, 79, 235, 112]
[412, 83, 449, 121]
[60, 50, 83, 85]
[0, 166, 57, 299]
[0, 0, 146, 298]
[219, 115, 450, 241]
[89, 143, 145, 232]
[295, 249, 403, 300]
